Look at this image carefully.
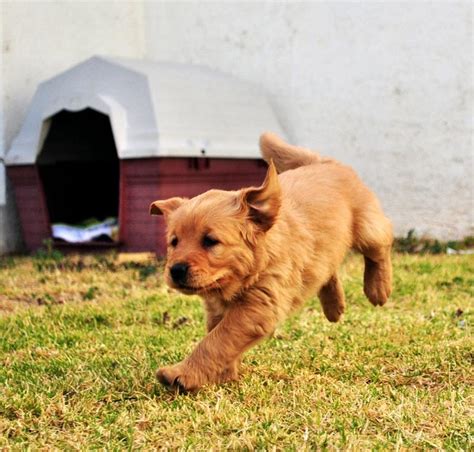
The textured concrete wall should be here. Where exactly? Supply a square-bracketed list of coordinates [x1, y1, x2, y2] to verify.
[146, 1, 473, 239]
[1, 1, 472, 251]
[0, 1, 145, 252]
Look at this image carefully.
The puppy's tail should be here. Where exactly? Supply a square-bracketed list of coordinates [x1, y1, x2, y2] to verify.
[259, 132, 326, 173]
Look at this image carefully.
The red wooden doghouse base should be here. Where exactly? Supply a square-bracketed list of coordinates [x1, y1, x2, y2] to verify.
[8, 158, 267, 255]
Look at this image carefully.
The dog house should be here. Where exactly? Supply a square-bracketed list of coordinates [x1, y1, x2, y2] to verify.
[5, 56, 285, 254]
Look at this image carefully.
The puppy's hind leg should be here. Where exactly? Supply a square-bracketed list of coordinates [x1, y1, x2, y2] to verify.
[354, 208, 393, 306]
[318, 274, 345, 322]
[363, 249, 392, 306]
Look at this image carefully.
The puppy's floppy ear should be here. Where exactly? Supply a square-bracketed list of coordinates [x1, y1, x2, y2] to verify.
[241, 160, 281, 231]
[149, 197, 186, 217]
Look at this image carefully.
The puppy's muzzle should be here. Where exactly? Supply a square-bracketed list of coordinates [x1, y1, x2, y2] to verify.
[170, 262, 190, 286]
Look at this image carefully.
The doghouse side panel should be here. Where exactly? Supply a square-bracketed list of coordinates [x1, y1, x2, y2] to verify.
[120, 159, 162, 253]
[157, 158, 267, 196]
[7, 165, 51, 251]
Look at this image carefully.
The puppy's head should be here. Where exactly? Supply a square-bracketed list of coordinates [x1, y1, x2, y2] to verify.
[150, 162, 281, 300]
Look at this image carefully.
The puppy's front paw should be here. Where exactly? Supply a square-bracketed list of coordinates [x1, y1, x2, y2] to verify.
[156, 363, 200, 393]
[157, 360, 240, 392]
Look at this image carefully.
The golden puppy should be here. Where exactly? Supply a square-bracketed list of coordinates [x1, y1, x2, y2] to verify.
[150, 132, 393, 392]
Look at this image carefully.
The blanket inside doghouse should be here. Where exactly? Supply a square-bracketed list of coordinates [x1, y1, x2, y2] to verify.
[51, 218, 119, 243]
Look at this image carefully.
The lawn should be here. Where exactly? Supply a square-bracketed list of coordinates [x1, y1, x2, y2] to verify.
[0, 251, 472, 449]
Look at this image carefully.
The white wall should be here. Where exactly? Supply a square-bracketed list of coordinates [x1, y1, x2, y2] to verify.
[0, 0, 22, 254]
[146, 1, 473, 239]
[1, 1, 472, 251]
[0, 0, 145, 253]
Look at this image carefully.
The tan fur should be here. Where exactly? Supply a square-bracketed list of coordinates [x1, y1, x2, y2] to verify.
[150, 132, 393, 392]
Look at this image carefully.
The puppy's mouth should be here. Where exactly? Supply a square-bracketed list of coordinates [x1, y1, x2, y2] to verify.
[174, 280, 221, 294]
[169, 273, 228, 294]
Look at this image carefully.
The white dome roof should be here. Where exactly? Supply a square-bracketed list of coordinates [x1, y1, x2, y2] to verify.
[6, 56, 286, 165]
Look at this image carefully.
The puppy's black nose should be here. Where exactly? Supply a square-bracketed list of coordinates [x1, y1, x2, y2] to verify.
[170, 262, 189, 285]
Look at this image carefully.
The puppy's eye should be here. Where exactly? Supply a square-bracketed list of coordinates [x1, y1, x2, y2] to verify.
[202, 235, 219, 248]
[170, 237, 178, 247]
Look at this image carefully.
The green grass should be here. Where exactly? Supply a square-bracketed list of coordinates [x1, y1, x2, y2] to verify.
[0, 253, 472, 449]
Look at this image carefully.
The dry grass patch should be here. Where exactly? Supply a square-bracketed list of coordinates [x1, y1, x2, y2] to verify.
[0, 252, 472, 448]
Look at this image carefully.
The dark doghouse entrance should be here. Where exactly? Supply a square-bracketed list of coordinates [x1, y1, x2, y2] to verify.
[37, 108, 120, 245]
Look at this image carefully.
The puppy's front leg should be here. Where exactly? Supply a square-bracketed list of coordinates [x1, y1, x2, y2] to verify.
[157, 303, 277, 392]
[204, 299, 225, 333]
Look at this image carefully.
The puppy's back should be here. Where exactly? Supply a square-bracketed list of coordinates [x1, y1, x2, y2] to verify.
[261, 132, 389, 254]
[259, 132, 324, 173]
[259, 132, 377, 218]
